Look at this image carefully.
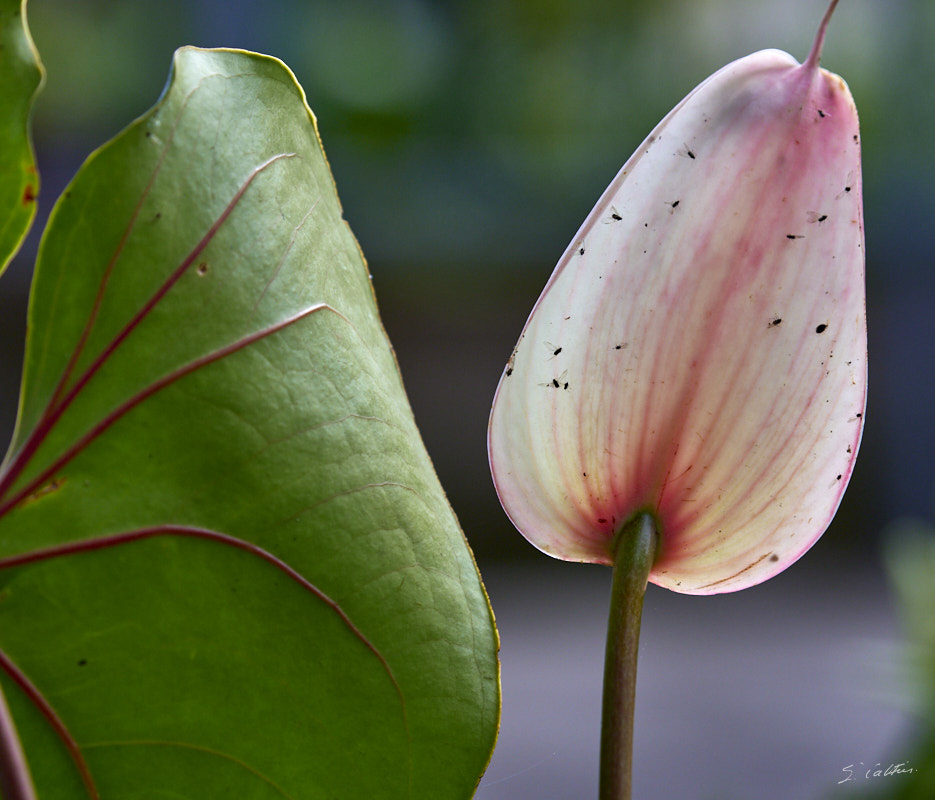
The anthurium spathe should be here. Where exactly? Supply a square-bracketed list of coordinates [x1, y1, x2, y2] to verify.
[488, 0, 865, 595]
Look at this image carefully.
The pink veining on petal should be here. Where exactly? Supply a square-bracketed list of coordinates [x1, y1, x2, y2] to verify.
[489, 28, 865, 594]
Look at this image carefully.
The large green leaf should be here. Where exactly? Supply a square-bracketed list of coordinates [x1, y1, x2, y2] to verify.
[0, 0, 42, 273]
[0, 44, 498, 798]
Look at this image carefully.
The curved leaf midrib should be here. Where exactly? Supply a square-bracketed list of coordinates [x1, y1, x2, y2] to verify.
[0, 152, 298, 507]
[17, 66, 232, 438]
[0, 647, 97, 800]
[0, 304, 332, 520]
[0, 525, 406, 689]
[0, 523, 413, 800]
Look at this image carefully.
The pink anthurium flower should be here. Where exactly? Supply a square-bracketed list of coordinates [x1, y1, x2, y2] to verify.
[488, 0, 865, 595]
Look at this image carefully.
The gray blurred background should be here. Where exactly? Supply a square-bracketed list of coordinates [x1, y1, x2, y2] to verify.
[2, 0, 932, 797]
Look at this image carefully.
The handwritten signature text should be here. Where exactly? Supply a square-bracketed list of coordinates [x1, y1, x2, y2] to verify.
[838, 761, 917, 784]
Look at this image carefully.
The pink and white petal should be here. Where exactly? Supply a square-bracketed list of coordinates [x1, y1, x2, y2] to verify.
[488, 49, 865, 593]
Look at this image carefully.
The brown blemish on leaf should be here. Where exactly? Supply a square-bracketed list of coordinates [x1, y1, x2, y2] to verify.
[22, 184, 36, 205]
[22, 477, 66, 507]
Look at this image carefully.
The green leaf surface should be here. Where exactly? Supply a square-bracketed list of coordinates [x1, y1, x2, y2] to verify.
[0, 0, 43, 273]
[0, 45, 498, 798]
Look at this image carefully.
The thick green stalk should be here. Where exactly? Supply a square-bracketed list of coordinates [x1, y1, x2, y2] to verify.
[600, 512, 657, 800]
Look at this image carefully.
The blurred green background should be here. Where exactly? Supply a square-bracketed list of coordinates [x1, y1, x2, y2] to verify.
[2, 0, 933, 797]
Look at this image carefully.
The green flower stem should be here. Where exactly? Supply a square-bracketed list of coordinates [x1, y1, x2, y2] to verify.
[600, 512, 658, 800]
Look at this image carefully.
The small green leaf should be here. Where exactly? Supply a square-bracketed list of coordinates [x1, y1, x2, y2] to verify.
[0, 0, 43, 273]
[0, 46, 498, 798]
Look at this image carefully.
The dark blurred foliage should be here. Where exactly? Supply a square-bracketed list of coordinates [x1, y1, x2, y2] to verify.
[1, 0, 933, 570]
